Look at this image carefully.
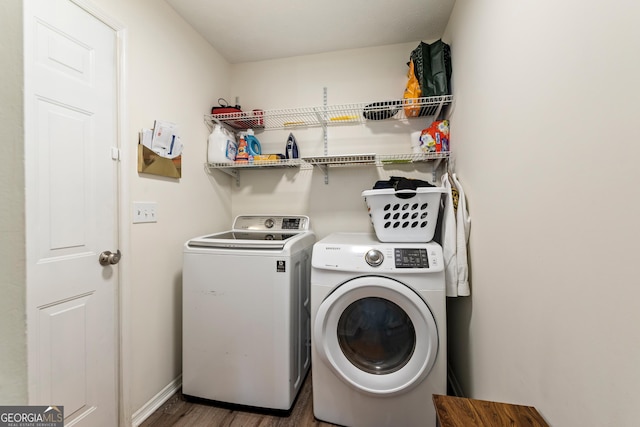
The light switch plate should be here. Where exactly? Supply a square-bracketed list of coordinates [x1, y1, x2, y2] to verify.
[133, 202, 157, 223]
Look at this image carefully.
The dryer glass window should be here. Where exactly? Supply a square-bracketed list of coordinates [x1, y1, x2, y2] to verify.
[337, 297, 415, 375]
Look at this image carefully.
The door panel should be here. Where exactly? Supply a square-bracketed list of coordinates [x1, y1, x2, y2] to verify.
[38, 295, 91, 417]
[36, 99, 94, 257]
[35, 18, 94, 84]
[25, 0, 119, 425]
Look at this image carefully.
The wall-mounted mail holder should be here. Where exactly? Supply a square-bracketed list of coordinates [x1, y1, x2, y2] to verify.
[138, 120, 183, 178]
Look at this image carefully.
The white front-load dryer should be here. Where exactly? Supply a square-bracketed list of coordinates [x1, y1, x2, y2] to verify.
[311, 232, 446, 427]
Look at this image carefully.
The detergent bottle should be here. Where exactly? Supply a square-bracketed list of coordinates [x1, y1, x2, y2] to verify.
[243, 129, 262, 157]
[207, 124, 237, 163]
[235, 131, 251, 163]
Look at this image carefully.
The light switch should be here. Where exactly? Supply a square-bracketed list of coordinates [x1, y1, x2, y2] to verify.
[133, 202, 158, 223]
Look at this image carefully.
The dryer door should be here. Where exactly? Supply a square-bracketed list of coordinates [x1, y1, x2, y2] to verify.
[313, 276, 438, 396]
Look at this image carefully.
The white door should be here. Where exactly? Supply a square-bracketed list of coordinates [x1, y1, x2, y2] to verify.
[24, 0, 120, 425]
[313, 277, 438, 396]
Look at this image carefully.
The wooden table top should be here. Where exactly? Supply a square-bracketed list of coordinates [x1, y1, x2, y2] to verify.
[432, 394, 549, 427]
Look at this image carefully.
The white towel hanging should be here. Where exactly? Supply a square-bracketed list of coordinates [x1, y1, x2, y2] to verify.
[440, 172, 471, 297]
[441, 173, 459, 297]
[452, 173, 470, 296]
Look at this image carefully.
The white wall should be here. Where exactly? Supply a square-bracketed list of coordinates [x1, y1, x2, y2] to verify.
[229, 43, 444, 238]
[87, 0, 234, 416]
[444, 1, 640, 425]
[0, 0, 27, 404]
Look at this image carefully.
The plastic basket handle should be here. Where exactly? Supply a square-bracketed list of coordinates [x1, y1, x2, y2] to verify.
[394, 190, 417, 199]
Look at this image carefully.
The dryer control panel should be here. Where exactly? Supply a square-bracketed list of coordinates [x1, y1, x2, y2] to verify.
[394, 248, 429, 268]
[311, 232, 443, 273]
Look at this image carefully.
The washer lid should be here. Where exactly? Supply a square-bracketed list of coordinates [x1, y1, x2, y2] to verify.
[187, 215, 312, 250]
[187, 231, 302, 249]
[313, 276, 439, 396]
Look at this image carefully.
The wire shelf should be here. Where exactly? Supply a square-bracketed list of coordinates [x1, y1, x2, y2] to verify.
[204, 95, 453, 131]
[207, 158, 303, 169]
[206, 152, 449, 171]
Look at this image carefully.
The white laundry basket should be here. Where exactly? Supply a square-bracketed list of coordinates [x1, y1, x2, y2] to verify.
[362, 187, 445, 242]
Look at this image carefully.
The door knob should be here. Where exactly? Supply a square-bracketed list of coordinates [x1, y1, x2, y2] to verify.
[99, 249, 121, 266]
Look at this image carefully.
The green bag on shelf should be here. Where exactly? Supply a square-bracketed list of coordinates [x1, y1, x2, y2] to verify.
[410, 39, 452, 98]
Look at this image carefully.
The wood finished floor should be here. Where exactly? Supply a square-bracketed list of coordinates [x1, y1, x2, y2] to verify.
[139, 373, 340, 427]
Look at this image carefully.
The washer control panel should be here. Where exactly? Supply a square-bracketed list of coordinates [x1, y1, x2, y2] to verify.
[233, 215, 310, 231]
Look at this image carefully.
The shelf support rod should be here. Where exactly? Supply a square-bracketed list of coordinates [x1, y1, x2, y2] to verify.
[323, 87, 329, 184]
[433, 98, 445, 121]
[432, 158, 443, 182]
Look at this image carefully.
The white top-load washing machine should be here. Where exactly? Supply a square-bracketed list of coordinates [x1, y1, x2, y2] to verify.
[311, 232, 446, 427]
[182, 215, 315, 411]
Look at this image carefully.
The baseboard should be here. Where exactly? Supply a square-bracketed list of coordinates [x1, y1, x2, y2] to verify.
[131, 375, 182, 427]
